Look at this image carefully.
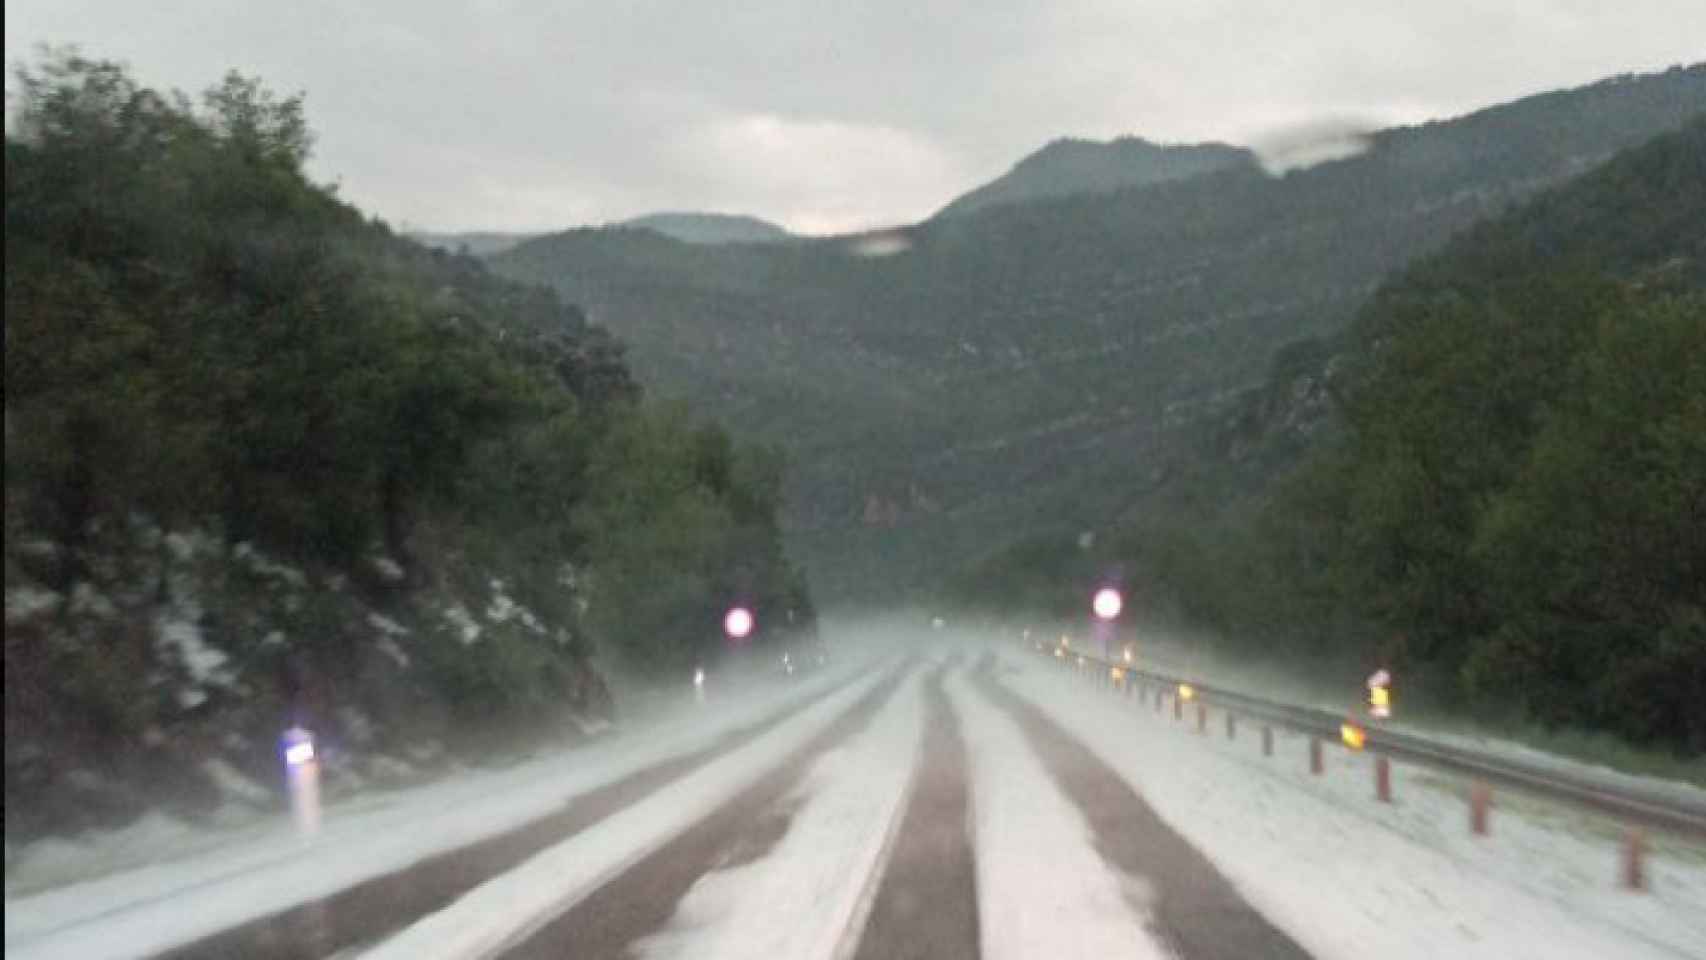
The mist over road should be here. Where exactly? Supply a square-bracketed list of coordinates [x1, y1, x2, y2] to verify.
[11, 627, 1704, 960]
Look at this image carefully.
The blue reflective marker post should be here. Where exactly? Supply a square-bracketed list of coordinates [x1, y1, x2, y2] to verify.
[281, 725, 321, 838]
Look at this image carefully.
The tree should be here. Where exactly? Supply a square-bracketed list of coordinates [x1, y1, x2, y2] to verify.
[1468, 293, 1706, 748]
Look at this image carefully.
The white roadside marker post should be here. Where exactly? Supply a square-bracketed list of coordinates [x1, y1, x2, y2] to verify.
[281, 725, 320, 839]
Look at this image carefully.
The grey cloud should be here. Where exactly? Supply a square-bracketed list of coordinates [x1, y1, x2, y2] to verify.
[6, 0, 1703, 234]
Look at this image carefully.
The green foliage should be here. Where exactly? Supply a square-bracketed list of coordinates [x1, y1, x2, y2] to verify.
[1465, 294, 1706, 746]
[4, 50, 812, 797]
[1253, 123, 1706, 750]
[572, 406, 812, 672]
[943, 118, 1706, 755]
[490, 65, 1706, 604]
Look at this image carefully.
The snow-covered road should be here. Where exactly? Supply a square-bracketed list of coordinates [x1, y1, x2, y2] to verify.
[8, 639, 1704, 960]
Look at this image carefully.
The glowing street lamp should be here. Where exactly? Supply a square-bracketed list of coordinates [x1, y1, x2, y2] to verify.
[724, 606, 754, 641]
[1090, 587, 1123, 661]
[1092, 587, 1123, 621]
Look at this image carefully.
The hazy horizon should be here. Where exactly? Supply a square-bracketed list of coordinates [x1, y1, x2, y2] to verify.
[7, 1, 1704, 235]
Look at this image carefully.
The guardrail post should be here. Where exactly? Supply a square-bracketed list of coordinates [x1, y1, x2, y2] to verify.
[1225, 712, 1236, 740]
[1174, 694, 1183, 721]
[1196, 701, 1208, 733]
[1470, 782, 1491, 836]
[1262, 726, 1273, 757]
[1623, 828, 1647, 891]
[1154, 687, 1163, 713]
[1375, 755, 1392, 803]
[1310, 737, 1323, 775]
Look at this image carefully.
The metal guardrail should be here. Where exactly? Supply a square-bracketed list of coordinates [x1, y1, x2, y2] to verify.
[1038, 645, 1706, 843]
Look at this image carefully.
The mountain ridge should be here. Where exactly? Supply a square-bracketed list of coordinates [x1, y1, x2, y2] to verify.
[489, 62, 1706, 603]
[621, 211, 794, 245]
[934, 135, 1256, 219]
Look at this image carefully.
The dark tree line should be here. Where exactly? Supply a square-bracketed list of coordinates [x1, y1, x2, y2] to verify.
[949, 119, 1706, 754]
[4, 52, 814, 831]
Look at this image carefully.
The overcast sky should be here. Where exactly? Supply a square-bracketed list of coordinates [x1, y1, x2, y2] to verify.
[6, 2, 1703, 235]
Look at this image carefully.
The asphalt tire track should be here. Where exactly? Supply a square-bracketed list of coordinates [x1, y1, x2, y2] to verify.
[850, 661, 980, 960]
[151, 679, 845, 960]
[499, 663, 912, 960]
[974, 659, 1312, 960]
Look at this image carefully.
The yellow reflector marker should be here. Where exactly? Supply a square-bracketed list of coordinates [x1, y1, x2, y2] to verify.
[1110, 667, 1124, 682]
[1341, 723, 1367, 750]
[1178, 683, 1196, 701]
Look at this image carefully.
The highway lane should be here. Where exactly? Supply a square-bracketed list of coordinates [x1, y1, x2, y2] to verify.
[975, 657, 1309, 960]
[499, 663, 908, 959]
[376, 651, 1307, 959]
[152, 677, 849, 960]
[851, 661, 980, 960]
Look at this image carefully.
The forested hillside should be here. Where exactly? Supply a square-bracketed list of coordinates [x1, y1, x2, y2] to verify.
[3, 54, 811, 838]
[409, 230, 543, 257]
[491, 64, 1706, 602]
[950, 119, 1706, 753]
[931, 136, 1254, 218]
[621, 212, 794, 245]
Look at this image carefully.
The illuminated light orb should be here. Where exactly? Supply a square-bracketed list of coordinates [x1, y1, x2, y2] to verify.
[1092, 587, 1123, 621]
[724, 607, 754, 640]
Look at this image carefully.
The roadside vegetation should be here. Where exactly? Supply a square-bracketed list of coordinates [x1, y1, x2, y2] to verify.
[4, 51, 812, 837]
[949, 119, 1706, 760]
